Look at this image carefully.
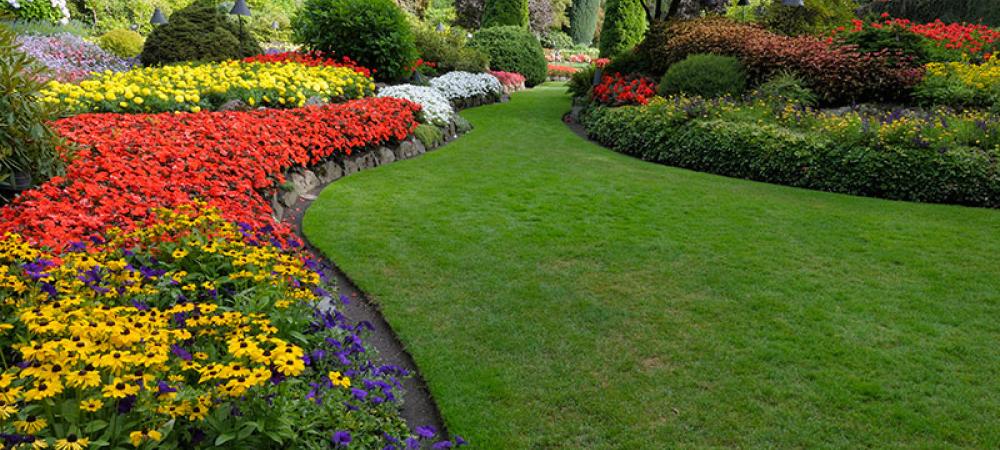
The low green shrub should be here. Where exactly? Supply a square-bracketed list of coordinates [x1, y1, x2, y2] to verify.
[0, 18, 91, 36]
[294, 0, 417, 81]
[0, 25, 65, 190]
[581, 98, 1000, 208]
[414, 123, 445, 148]
[836, 22, 930, 65]
[567, 64, 596, 98]
[414, 26, 489, 74]
[659, 54, 746, 98]
[98, 28, 144, 58]
[753, 71, 818, 107]
[540, 30, 574, 49]
[140, 0, 262, 66]
[469, 25, 547, 86]
[0, 0, 67, 23]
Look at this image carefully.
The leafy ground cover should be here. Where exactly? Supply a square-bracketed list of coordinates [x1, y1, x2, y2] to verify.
[304, 85, 1000, 448]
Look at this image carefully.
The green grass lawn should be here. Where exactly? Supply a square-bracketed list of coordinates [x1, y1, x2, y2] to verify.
[303, 85, 1000, 448]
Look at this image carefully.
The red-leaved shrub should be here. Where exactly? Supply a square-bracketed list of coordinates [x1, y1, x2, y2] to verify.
[633, 18, 924, 104]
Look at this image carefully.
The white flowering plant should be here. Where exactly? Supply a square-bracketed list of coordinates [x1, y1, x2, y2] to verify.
[430, 71, 503, 101]
[2, 0, 70, 24]
[378, 84, 454, 126]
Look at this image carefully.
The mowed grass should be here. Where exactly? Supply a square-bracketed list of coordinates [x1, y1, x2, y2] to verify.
[303, 85, 1000, 448]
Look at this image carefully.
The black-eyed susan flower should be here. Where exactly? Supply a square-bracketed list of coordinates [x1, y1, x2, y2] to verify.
[79, 399, 103, 412]
[14, 415, 47, 434]
[54, 434, 89, 450]
[102, 379, 139, 399]
[128, 429, 162, 447]
[0, 401, 18, 419]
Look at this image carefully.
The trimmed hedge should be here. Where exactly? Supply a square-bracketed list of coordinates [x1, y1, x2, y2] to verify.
[658, 54, 746, 98]
[598, 0, 646, 57]
[482, 0, 529, 28]
[470, 25, 547, 86]
[140, 0, 262, 66]
[581, 101, 1000, 208]
[98, 28, 144, 58]
[294, 0, 417, 81]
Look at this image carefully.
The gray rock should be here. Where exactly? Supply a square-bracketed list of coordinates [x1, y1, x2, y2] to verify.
[317, 160, 344, 184]
[397, 141, 416, 159]
[376, 147, 396, 165]
[343, 158, 359, 175]
[218, 100, 250, 112]
[412, 138, 426, 155]
[305, 96, 328, 107]
[282, 190, 299, 208]
[358, 152, 377, 170]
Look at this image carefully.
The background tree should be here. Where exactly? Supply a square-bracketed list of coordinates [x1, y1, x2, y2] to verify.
[568, 0, 600, 44]
[528, 0, 554, 33]
[599, 0, 646, 56]
[482, 0, 530, 27]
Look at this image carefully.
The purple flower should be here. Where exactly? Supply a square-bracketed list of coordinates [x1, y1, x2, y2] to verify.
[332, 431, 351, 446]
[432, 441, 453, 449]
[415, 426, 436, 439]
[170, 345, 192, 361]
[455, 435, 467, 446]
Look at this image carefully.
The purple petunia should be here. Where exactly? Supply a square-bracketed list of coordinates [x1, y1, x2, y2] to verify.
[332, 431, 351, 446]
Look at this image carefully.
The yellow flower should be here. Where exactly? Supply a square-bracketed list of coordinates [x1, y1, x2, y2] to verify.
[328, 371, 351, 388]
[79, 399, 103, 412]
[54, 434, 89, 450]
[0, 401, 18, 419]
[172, 249, 189, 259]
[128, 429, 162, 447]
[14, 415, 47, 434]
[102, 378, 139, 398]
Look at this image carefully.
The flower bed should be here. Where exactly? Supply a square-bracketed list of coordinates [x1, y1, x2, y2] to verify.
[243, 51, 373, 78]
[16, 33, 131, 83]
[0, 91, 474, 447]
[489, 70, 526, 95]
[0, 97, 420, 250]
[40, 58, 375, 114]
[429, 71, 503, 101]
[547, 64, 580, 79]
[581, 98, 1000, 207]
[592, 73, 657, 106]
[918, 58, 1000, 107]
[378, 84, 454, 126]
[831, 16, 1000, 61]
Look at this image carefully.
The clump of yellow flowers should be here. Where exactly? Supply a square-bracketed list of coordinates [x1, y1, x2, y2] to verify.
[40, 60, 376, 115]
[0, 203, 379, 448]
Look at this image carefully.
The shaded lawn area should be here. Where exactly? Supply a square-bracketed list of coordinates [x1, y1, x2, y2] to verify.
[303, 85, 1000, 448]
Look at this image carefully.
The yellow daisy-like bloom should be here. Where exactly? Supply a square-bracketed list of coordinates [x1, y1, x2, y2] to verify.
[54, 434, 89, 450]
[328, 371, 351, 389]
[14, 415, 47, 434]
[128, 429, 162, 447]
[102, 378, 139, 399]
[23, 379, 63, 402]
[0, 401, 18, 419]
[79, 399, 103, 412]
[171, 249, 189, 259]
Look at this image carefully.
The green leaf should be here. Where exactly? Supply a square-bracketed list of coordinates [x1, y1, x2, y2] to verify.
[215, 433, 236, 446]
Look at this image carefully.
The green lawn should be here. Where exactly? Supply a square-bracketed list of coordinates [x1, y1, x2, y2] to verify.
[303, 85, 1000, 448]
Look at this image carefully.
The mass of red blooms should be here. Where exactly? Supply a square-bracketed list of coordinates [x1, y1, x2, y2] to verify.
[593, 73, 657, 106]
[0, 97, 420, 250]
[243, 51, 374, 78]
[832, 15, 1000, 59]
[547, 64, 580, 78]
[489, 70, 526, 89]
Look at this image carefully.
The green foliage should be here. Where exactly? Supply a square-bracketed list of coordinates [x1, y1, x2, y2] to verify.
[582, 99, 1000, 207]
[762, 0, 858, 35]
[568, 0, 599, 45]
[414, 123, 445, 148]
[567, 64, 595, 98]
[837, 21, 929, 64]
[550, 0, 571, 29]
[139, 0, 262, 66]
[482, 0, 528, 28]
[540, 30, 573, 49]
[753, 71, 818, 107]
[294, 0, 417, 81]
[605, 49, 651, 75]
[0, 0, 64, 22]
[413, 26, 489, 74]
[914, 73, 996, 109]
[470, 25, 547, 86]
[97, 28, 144, 58]
[0, 25, 64, 189]
[598, 0, 646, 57]
[0, 18, 91, 36]
[659, 54, 746, 98]
[453, 113, 472, 133]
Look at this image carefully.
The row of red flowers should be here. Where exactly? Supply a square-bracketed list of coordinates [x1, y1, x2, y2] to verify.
[547, 64, 581, 78]
[593, 73, 657, 106]
[0, 97, 420, 250]
[242, 50, 374, 77]
[832, 15, 1000, 59]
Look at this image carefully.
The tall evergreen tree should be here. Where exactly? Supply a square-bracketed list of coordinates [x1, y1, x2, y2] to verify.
[599, 0, 647, 57]
[568, 0, 600, 45]
[482, 0, 530, 28]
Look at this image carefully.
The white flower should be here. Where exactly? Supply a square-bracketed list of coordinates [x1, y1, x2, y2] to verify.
[7, 0, 21, 8]
[378, 84, 454, 126]
[430, 72, 503, 101]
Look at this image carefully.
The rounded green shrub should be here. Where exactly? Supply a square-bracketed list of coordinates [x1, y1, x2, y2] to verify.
[753, 71, 817, 107]
[139, 0, 262, 66]
[541, 30, 574, 49]
[598, 0, 646, 57]
[470, 25, 547, 86]
[762, 0, 857, 36]
[98, 29, 144, 58]
[482, 0, 529, 28]
[293, 0, 417, 82]
[659, 54, 747, 98]
[414, 26, 489, 75]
